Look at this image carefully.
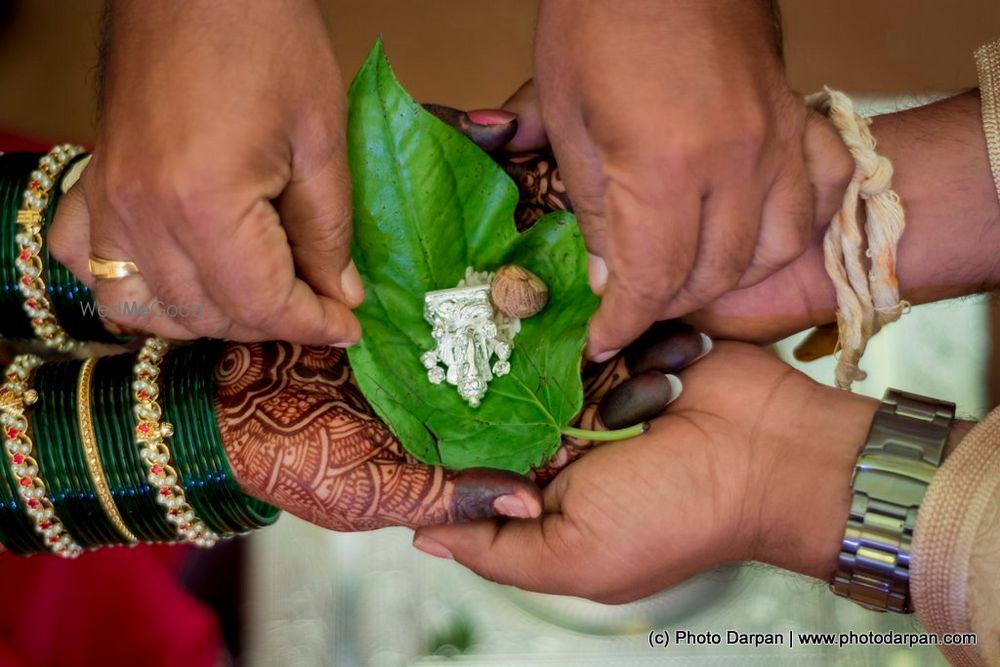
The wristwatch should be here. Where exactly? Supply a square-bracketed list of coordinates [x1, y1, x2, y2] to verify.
[832, 388, 955, 613]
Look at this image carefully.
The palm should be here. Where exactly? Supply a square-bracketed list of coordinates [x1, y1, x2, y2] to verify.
[550, 343, 799, 599]
[414, 342, 816, 603]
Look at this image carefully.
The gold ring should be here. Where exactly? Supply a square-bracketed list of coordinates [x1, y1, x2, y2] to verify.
[88, 255, 140, 280]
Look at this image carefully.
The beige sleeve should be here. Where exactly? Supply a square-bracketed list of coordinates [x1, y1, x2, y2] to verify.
[977, 38, 1000, 204]
[911, 407, 1000, 666]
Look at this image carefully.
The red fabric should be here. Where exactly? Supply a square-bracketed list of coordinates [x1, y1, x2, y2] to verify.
[0, 547, 221, 667]
[0, 130, 51, 153]
[0, 128, 224, 666]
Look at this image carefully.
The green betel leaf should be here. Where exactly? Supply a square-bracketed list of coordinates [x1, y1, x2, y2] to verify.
[346, 41, 598, 473]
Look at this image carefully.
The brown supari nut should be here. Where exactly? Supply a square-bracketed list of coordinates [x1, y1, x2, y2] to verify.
[490, 264, 549, 319]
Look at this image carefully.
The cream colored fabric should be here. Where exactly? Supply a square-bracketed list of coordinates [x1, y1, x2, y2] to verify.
[977, 38, 1000, 204]
[911, 407, 1000, 666]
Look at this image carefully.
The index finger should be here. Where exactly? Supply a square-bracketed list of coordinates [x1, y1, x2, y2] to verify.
[184, 197, 362, 345]
[587, 182, 701, 360]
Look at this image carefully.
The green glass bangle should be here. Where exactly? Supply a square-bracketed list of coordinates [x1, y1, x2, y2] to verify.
[30, 360, 93, 547]
[96, 354, 176, 542]
[90, 359, 157, 541]
[164, 342, 279, 532]
[50, 357, 123, 547]
[168, 344, 248, 533]
[32, 359, 123, 548]
[0, 153, 40, 339]
[160, 348, 234, 536]
[87, 355, 141, 539]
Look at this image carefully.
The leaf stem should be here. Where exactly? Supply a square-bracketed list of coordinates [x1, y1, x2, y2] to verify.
[560, 423, 648, 442]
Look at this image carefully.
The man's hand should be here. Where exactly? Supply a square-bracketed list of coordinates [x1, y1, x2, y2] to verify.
[528, 0, 850, 360]
[690, 91, 1000, 343]
[49, 0, 362, 343]
[412, 340, 879, 602]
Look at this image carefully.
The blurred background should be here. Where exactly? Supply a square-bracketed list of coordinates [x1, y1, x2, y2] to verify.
[0, 1, 997, 665]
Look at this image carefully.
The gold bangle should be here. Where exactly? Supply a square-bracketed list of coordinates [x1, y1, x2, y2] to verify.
[77, 358, 137, 544]
[0, 355, 82, 557]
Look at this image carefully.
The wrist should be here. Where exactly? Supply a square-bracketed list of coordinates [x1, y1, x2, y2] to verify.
[754, 382, 975, 584]
[752, 381, 879, 580]
[872, 91, 1000, 298]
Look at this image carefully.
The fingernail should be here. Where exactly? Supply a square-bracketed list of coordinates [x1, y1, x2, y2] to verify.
[61, 154, 91, 193]
[493, 494, 532, 519]
[413, 535, 453, 560]
[665, 374, 684, 404]
[467, 109, 516, 126]
[698, 333, 714, 359]
[333, 340, 356, 349]
[587, 254, 608, 294]
[591, 347, 621, 364]
[339, 261, 365, 307]
[598, 370, 680, 430]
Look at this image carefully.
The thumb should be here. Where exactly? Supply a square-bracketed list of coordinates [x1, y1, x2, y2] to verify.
[279, 149, 364, 308]
[413, 514, 582, 596]
[48, 155, 96, 289]
[803, 110, 854, 229]
[376, 465, 544, 529]
[502, 79, 548, 151]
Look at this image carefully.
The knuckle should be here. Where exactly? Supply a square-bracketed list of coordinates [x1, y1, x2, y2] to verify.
[47, 219, 74, 264]
[728, 110, 769, 156]
[183, 314, 232, 339]
[298, 213, 352, 254]
[229, 293, 294, 334]
[616, 273, 670, 307]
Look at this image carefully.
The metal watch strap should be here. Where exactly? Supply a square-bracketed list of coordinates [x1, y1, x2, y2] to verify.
[832, 388, 955, 613]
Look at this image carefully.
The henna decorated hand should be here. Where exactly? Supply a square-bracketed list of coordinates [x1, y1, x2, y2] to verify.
[215, 343, 540, 530]
[212, 339, 688, 530]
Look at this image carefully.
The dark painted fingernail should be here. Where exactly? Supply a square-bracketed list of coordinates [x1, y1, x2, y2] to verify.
[451, 468, 541, 522]
[413, 535, 453, 560]
[467, 109, 517, 126]
[598, 371, 683, 430]
[624, 321, 710, 375]
[423, 103, 518, 152]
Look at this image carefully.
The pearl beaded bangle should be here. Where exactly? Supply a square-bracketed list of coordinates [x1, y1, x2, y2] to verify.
[0, 355, 82, 558]
[16, 144, 84, 352]
[132, 337, 220, 548]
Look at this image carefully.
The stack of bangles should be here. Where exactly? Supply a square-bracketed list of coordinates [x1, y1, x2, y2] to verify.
[0, 147, 280, 556]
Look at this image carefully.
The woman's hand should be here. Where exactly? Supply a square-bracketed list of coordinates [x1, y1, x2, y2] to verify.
[413, 339, 880, 602]
[49, 0, 362, 344]
[211, 333, 708, 530]
[214, 343, 543, 530]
